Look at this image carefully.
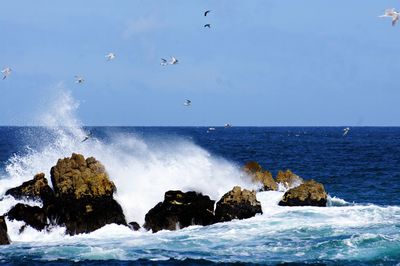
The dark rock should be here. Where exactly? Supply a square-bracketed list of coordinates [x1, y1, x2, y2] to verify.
[5, 173, 55, 204]
[279, 180, 328, 207]
[243, 161, 277, 191]
[7, 203, 47, 231]
[49, 153, 126, 235]
[144, 190, 215, 233]
[215, 186, 262, 222]
[275, 170, 304, 189]
[128, 221, 140, 231]
[0, 216, 10, 245]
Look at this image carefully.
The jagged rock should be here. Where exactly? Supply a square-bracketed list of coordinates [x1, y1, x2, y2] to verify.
[0, 216, 10, 245]
[275, 170, 304, 189]
[49, 153, 126, 235]
[128, 221, 140, 231]
[144, 190, 215, 233]
[7, 203, 47, 231]
[279, 180, 327, 207]
[215, 186, 262, 222]
[5, 173, 55, 204]
[243, 161, 277, 191]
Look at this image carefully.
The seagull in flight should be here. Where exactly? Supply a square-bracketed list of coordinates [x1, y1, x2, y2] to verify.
[379, 8, 400, 26]
[2, 67, 12, 80]
[75, 75, 85, 84]
[160, 58, 168, 66]
[343, 127, 350, 136]
[204, 24, 211, 28]
[204, 10, 211, 16]
[81, 132, 92, 143]
[169, 56, 178, 65]
[105, 52, 116, 61]
[184, 99, 191, 106]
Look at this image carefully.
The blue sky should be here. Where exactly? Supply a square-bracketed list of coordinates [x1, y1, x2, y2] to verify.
[1, 0, 400, 126]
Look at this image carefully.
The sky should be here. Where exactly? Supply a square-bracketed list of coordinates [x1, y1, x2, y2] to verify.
[1, 0, 400, 126]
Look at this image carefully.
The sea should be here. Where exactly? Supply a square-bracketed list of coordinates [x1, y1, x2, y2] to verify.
[0, 91, 399, 265]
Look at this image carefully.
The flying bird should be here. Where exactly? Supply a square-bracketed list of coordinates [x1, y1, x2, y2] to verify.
[81, 132, 92, 143]
[75, 75, 85, 84]
[160, 58, 168, 66]
[204, 24, 211, 28]
[169, 57, 178, 65]
[204, 10, 211, 16]
[184, 99, 191, 106]
[2, 67, 12, 80]
[379, 8, 400, 26]
[105, 52, 116, 61]
[343, 127, 350, 136]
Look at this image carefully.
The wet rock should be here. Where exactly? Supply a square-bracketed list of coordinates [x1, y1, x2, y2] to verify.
[49, 153, 126, 235]
[5, 173, 55, 204]
[7, 203, 47, 231]
[128, 221, 140, 231]
[278, 180, 328, 207]
[0, 216, 10, 245]
[215, 186, 262, 222]
[243, 161, 277, 191]
[144, 190, 215, 233]
[275, 170, 304, 189]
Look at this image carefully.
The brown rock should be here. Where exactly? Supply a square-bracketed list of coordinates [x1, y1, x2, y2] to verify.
[0, 216, 10, 245]
[278, 180, 328, 207]
[243, 161, 277, 191]
[215, 186, 262, 222]
[275, 170, 304, 189]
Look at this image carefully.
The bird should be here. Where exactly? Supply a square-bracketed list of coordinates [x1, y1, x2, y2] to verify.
[75, 75, 85, 84]
[204, 24, 211, 28]
[379, 8, 400, 26]
[343, 127, 350, 136]
[81, 132, 92, 143]
[105, 52, 116, 61]
[184, 99, 192, 106]
[169, 56, 178, 65]
[160, 58, 168, 66]
[1, 67, 12, 80]
[204, 10, 211, 16]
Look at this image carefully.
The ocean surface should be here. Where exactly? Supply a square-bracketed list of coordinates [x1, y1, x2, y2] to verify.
[0, 95, 399, 265]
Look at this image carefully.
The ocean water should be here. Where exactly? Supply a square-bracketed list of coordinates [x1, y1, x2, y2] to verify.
[0, 91, 399, 265]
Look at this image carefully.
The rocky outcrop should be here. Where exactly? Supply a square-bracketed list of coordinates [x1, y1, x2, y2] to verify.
[278, 180, 327, 207]
[128, 222, 140, 231]
[243, 162, 277, 191]
[144, 190, 215, 233]
[49, 153, 126, 235]
[7, 203, 47, 231]
[0, 216, 10, 245]
[5, 173, 55, 204]
[275, 170, 304, 189]
[215, 186, 262, 222]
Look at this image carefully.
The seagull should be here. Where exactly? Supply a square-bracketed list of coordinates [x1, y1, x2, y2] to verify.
[343, 127, 350, 136]
[169, 56, 178, 65]
[204, 10, 211, 16]
[160, 58, 168, 66]
[379, 8, 400, 26]
[1, 67, 12, 80]
[184, 99, 191, 106]
[204, 24, 211, 28]
[105, 52, 116, 61]
[81, 132, 92, 143]
[75, 75, 85, 84]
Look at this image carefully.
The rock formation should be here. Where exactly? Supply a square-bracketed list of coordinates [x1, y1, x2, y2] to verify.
[215, 186, 262, 222]
[144, 190, 215, 233]
[279, 180, 327, 207]
[0, 216, 10, 245]
[7, 203, 47, 231]
[275, 170, 304, 189]
[243, 161, 277, 191]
